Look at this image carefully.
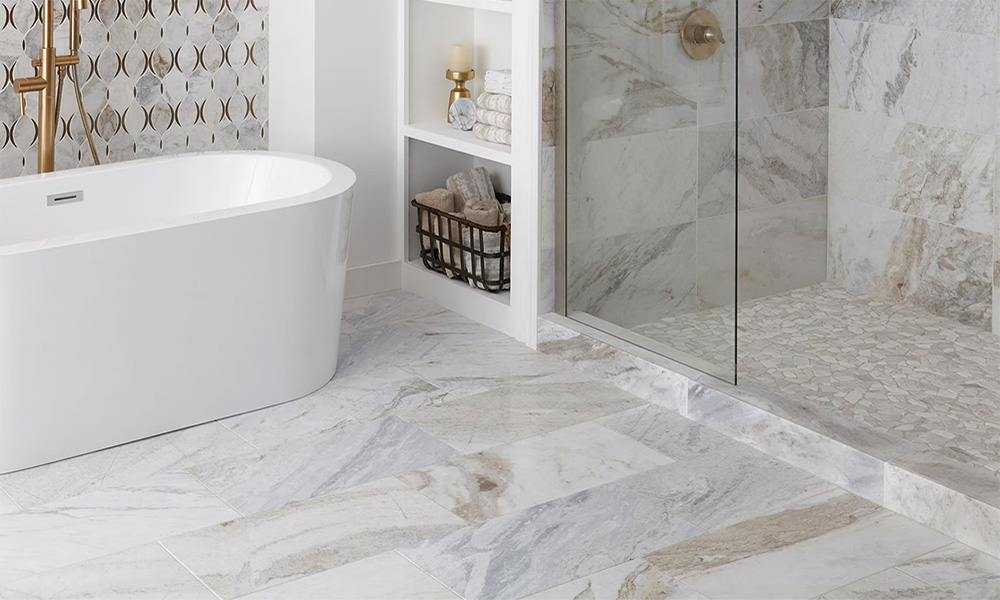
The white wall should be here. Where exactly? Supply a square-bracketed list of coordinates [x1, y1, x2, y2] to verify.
[271, 0, 401, 297]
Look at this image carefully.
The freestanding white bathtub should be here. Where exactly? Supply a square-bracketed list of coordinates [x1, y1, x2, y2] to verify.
[0, 152, 356, 473]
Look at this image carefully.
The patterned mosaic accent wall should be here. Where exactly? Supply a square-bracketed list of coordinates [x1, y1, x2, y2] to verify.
[0, 0, 268, 178]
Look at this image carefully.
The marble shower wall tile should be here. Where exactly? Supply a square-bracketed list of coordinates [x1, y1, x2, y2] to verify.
[739, 0, 828, 26]
[830, 109, 996, 234]
[828, 199, 994, 330]
[567, 128, 698, 241]
[566, 0, 732, 45]
[160, 477, 468, 599]
[567, 222, 698, 328]
[831, 0, 999, 36]
[698, 196, 828, 308]
[738, 19, 829, 120]
[0, 0, 268, 178]
[830, 19, 996, 135]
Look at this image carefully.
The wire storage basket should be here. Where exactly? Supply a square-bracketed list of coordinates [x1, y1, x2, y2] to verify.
[412, 193, 511, 293]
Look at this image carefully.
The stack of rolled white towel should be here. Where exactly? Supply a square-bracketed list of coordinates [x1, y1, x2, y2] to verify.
[476, 69, 513, 146]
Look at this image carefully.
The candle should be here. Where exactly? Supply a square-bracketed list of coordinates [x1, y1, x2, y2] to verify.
[449, 44, 473, 73]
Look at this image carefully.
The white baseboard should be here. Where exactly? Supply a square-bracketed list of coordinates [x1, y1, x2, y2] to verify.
[345, 261, 402, 299]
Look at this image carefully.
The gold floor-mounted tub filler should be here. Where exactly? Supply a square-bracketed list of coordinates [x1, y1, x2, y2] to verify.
[14, 0, 99, 174]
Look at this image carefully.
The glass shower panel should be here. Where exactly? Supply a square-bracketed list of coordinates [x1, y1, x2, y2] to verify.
[561, 2, 738, 382]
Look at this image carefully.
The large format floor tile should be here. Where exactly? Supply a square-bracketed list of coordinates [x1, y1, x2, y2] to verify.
[521, 558, 708, 600]
[399, 421, 674, 522]
[160, 477, 467, 599]
[188, 416, 457, 515]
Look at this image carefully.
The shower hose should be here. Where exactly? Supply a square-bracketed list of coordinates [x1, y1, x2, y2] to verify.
[53, 63, 100, 166]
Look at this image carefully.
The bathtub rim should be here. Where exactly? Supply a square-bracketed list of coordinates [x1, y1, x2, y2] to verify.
[0, 151, 357, 258]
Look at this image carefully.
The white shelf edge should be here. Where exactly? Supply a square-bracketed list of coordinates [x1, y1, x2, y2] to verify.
[403, 122, 513, 166]
[402, 261, 515, 336]
[413, 0, 513, 14]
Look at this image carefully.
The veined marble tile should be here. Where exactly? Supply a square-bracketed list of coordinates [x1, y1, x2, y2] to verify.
[698, 197, 828, 309]
[831, 0, 998, 36]
[739, 0, 828, 26]
[739, 108, 829, 210]
[238, 552, 459, 599]
[220, 367, 447, 449]
[398, 475, 706, 600]
[829, 108, 995, 234]
[399, 421, 673, 522]
[536, 320, 690, 410]
[895, 542, 1000, 599]
[341, 291, 447, 333]
[814, 568, 958, 600]
[401, 310, 520, 352]
[0, 473, 238, 583]
[336, 322, 441, 379]
[598, 403, 749, 460]
[649, 489, 952, 599]
[738, 19, 829, 120]
[884, 464, 1000, 557]
[0, 489, 19, 516]
[698, 121, 737, 219]
[686, 383, 886, 502]
[831, 19, 996, 135]
[0, 422, 255, 509]
[566, 35, 698, 143]
[567, 128, 698, 242]
[568, 222, 698, 328]
[402, 340, 594, 398]
[0, 543, 214, 599]
[566, 0, 732, 45]
[829, 199, 993, 329]
[522, 558, 709, 600]
[187, 417, 456, 515]
[160, 478, 467, 600]
[398, 380, 644, 453]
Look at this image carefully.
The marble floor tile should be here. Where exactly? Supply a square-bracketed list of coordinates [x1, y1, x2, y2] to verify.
[341, 291, 448, 333]
[398, 476, 706, 600]
[0, 490, 19, 516]
[0, 543, 214, 600]
[520, 558, 708, 600]
[596, 403, 746, 460]
[220, 367, 447, 449]
[397, 380, 645, 453]
[160, 477, 467, 599]
[0, 473, 239, 583]
[187, 417, 457, 515]
[0, 421, 255, 509]
[894, 542, 1000, 599]
[401, 310, 520, 352]
[402, 340, 595, 398]
[336, 323, 441, 379]
[815, 568, 958, 600]
[238, 552, 460, 599]
[399, 421, 673, 522]
[648, 489, 952, 599]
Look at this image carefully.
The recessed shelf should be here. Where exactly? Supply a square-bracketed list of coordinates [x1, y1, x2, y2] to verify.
[403, 121, 512, 165]
[413, 0, 513, 14]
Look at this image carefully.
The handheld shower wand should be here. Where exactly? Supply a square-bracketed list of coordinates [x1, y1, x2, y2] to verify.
[68, 0, 99, 166]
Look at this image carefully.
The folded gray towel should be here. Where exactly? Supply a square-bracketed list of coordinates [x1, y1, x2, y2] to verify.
[461, 200, 509, 291]
[446, 167, 497, 213]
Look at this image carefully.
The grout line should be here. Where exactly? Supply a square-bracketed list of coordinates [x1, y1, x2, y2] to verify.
[183, 471, 245, 519]
[0, 484, 23, 511]
[394, 549, 466, 600]
[215, 418, 261, 451]
[157, 540, 224, 600]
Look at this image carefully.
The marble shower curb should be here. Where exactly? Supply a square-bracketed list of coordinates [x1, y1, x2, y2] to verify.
[538, 315, 1000, 558]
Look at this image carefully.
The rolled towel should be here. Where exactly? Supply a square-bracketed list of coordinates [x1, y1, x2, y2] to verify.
[415, 189, 455, 251]
[484, 69, 513, 96]
[447, 167, 497, 213]
[476, 108, 512, 130]
[477, 92, 512, 115]
[474, 122, 512, 146]
[461, 201, 509, 291]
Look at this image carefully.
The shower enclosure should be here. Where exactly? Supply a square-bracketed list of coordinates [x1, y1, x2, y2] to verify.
[555, 0, 998, 515]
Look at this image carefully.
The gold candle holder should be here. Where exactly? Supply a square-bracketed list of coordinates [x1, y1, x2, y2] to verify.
[446, 69, 475, 122]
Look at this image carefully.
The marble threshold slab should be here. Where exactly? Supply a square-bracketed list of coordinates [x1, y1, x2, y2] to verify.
[537, 315, 1000, 558]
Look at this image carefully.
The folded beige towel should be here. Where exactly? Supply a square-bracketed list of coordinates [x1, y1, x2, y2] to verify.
[474, 122, 512, 146]
[461, 201, 509, 291]
[415, 189, 455, 251]
[477, 92, 512, 115]
[447, 167, 496, 213]
[476, 108, 512, 130]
